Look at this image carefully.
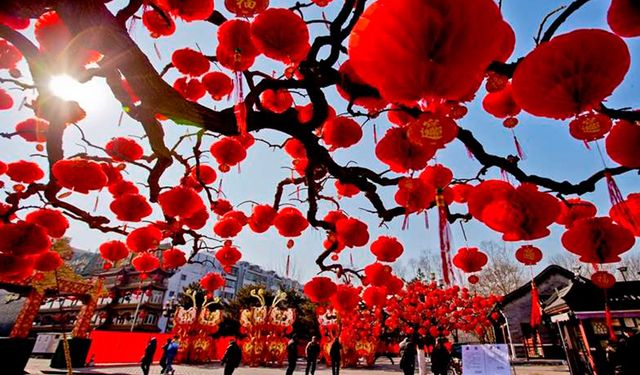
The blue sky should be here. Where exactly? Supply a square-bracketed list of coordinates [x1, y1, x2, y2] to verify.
[1, 0, 638, 282]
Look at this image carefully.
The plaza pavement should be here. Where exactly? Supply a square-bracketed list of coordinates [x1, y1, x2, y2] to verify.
[26, 358, 570, 375]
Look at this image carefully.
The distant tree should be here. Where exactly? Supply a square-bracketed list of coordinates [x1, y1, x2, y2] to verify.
[474, 241, 526, 296]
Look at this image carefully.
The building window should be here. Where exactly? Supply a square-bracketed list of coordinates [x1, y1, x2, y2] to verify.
[144, 314, 157, 325]
[168, 291, 175, 297]
[180, 274, 187, 281]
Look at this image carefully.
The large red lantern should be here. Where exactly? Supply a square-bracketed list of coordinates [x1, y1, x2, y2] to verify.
[349, 0, 511, 104]
[606, 120, 640, 168]
[370, 236, 404, 263]
[515, 245, 543, 266]
[99, 240, 129, 264]
[0, 221, 51, 256]
[482, 84, 521, 119]
[608, 0, 640, 38]
[452, 247, 488, 273]
[610, 193, 640, 236]
[15, 118, 49, 143]
[171, 48, 210, 77]
[6, 160, 44, 183]
[561, 217, 635, 264]
[335, 217, 369, 248]
[251, 8, 310, 64]
[25, 209, 69, 238]
[126, 226, 163, 253]
[105, 137, 144, 162]
[591, 271, 616, 289]
[52, 159, 108, 194]
[110, 193, 152, 222]
[132, 253, 160, 274]
[225, 0, 269, 17]
[512, 29, 630, 119]
[200, 272, 225, 293]
[336, 60, 386, 111]
[556, 198, 597, 228]
[162, 248, 187, 270]
[34, 251, 63, 272]
[273, 207, 309, 237]
[304, 277, 337, 303]
[216, 20, 259, 71]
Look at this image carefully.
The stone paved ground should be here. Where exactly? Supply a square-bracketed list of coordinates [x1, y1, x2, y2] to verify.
[26, 358, 570, 375]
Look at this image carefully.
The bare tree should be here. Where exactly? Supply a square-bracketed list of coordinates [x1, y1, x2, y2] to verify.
[547, 252, 587, 277]
[617, 253, 640, 281]
[474, 241, 526, 296]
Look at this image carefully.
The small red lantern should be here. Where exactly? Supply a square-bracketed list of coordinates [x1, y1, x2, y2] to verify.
[105, 138, 144, 162]
[273, 207, 309, 237]
[0, 221, 51, 256]
[110, 194, 152, 222]
[248, 204, 277, 234]
[158, 0, 214, 22]
[251, 8, 310, 64]
[162, 248, 187, 270]
[515, 245, 543, 266]
[34, 251, 63, 272]
[568, 112, 612, 142]
[224, 0, 269, 18]
[556, 198, 598, 228]
[304, 277, 337, 303]
[132, 253, 160, 274]
[335, 181, 360, 198]
[394, 178, 434, 213]
[364, 262, 393, 287]
[171, 48, 210, 77]
[99, 240, 129, 264]
[608, 0, 640, 38]
[370, 236, 404, 263]
[213, 217, 243, 238]
[419, 164, 454, 189]
[215, 243, 242, 272]
[142, 9, 176, 38]
[376, 127, 435, 173]
[363, 285, 388, 308]
[210, 137, 247, 172]
[25, 209, 69, 238]
[6, 160, 44, 184]
[15, 118, 49, 143]
[453, 247, 488, 273]
[202, 72, 234, 101]
[0, 39, 22, 69]
[158, 186, 204, 219]
[335, 217, 369, 248]
[330, 284, 361, 313]
[606, 120, 640, 168]
[467, 275, 480, 285]
[260, 89, 293, 114]
[406, 113, 458, 150]
[610, 193, 640, 236]
[322, 116, 363, 150]
[591, 271, 616, 289]
[216, 19, 259, 71]
[200, 272, 225, 293]
[482, 83, 521, 119]
[173, 77, 206, 102]
[127, 226, 163, 253]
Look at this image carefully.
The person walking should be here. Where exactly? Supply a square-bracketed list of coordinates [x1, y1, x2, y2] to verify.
[329, 337, 342, 375]
[399, 337, 416, 375]
[430, 338, 451, 375]
[285, 334, 299, 375]
[305, 336, 321, 375]
[221, 339, 242, 375]
[416, 337, 427, 375]
[140, 337, 157, 375]
[164, 336, 179, 375]
[159, 338, 172, 374]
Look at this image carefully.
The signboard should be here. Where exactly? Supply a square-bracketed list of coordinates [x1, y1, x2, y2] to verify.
[33, 333, 62, 354]
[462, 344, 510, 375]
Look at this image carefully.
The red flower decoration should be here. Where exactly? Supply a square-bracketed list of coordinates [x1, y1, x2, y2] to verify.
[105, 137, 144, 162]
[251, 8, 310, 64]
[6, 160, 45, 183]
[171, 48, 210, 77]
[370, 236, 404, 263]
[127, 226, 163, 253]
[25, 209, 69, 238]
[304, 276, 337, 303]
[561, 217, 635, 264]
[52, 159, 108, 194]
[0, 221, 51, 256]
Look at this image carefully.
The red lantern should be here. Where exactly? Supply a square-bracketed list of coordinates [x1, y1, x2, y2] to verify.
[108, 180, 139, 197]
[561, 217, 635, 264]
[591, 271, 616, 289]
[335, 217, 369, 248]
[6, 160, 44, 183]
[171, 48, 210, 77]
[568, 113, 612, 142]
[132, 253, 160, 274]
[273, 207, 309, 237]
[0, 39, 22, 69]
[451, 184, 473, 204]
[363, 285, 387, 308]
[375, 127, 435, 173]
[608, 0, 640, 38]
[202, 72, 234, 100]
[225, 0, 269, 18]
[162, 248, 187, 270]
[248, 204, 277, 233]
[110, 194, 152, 222]
[251, 8, 310, 64]
[335, 181, 360, 198]
[260, 89, 293, 114]
[394, 178, 434, 213]
[99, 240, 129, 263]
[304, 277, 337, 303]
[210, 137, 247, 172]
[142, 9, 176, 38]
[0, 254, 34, 281]
[512, 29, 630, 119]
[0, 221, 51, 256]
[482, 83, 521, 119]
[284, 138, 307, 159]
[211, 199, 233, 216]
[25, 209, 69, 238]
[214, 217, 243, 238]
[349, 0, 510, 104]
[406, 113, 458, 149]
[606, 120, 640, 168]
[453, 247, 488, 273]
[158, 0, 213, 22]
[556, 198, 597, 228]
[52, 159, 108, 194]
[0, 88, 12, 110]
[158, 186, 204, 219]
[181, 207, 209, 230]
[467, 275, 480, 285]
[419, 164, 453, 189]
[364, 262, 393, 287]
[15, 118, 49, 143]
[105, 137, 144, 162]
[610, 193, 640, 236]
[370, 236, 404, 263]
[189, 164, 217, 185]
[126, 226, 163, 253]
[330, 284, 361, 313]
[215, 243, 242, 272]
[173, 77, 206, 101]
[34, 11, 98, 64]
[336, 60, 386, 111]
[515, 245, 543, 266]
[34, 251, 63, 272]
[322, 117, 363, 150]
[200, 272, 225, 293]
[216, 20, 259, 71]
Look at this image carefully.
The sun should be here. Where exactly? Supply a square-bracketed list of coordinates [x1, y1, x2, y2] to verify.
[48, 74, 109, 112]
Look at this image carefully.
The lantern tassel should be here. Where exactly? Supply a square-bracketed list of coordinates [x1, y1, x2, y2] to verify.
[424, 211, 429, 230]
[437, 193, 452, 285]
[605, 172, 637, 230]
[530, 281, 542, 328]
[604, 291, 616, 341]
[153, 42, 162, 60]
[402, 213, 409, 230]
[466, 146, 475, 160]
[285, 254, 290, 278]
[513, 132, 526, 160]
[373, 123, 378, 144]
[234, 71, 247, 135]
[583, 140, 591, 150]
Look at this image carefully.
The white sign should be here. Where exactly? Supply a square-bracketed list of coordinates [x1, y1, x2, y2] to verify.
[33, 333, 62, 354]
[462, 344, 510, 375]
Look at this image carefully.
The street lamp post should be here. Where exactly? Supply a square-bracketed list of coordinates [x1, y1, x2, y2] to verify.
[162, 297, 178, 333]
[617, 266, 628, 282]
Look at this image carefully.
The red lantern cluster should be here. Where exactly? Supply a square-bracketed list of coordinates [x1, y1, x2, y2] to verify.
[452, 247, 488, 273]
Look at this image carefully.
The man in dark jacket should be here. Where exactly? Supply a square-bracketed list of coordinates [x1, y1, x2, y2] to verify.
[305, 336, 321, 375]
[221, 339, 242, 375]
[330, 337, 342, 375]
[618, 328, 640, 375]
[140, 337, 157, 375]
[159, 338, 172, 374]
[399, 337, 416, 375]
[164, 336, 179, 375]
[285, 334, 298, 375]
[430, 338, 451, 375]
